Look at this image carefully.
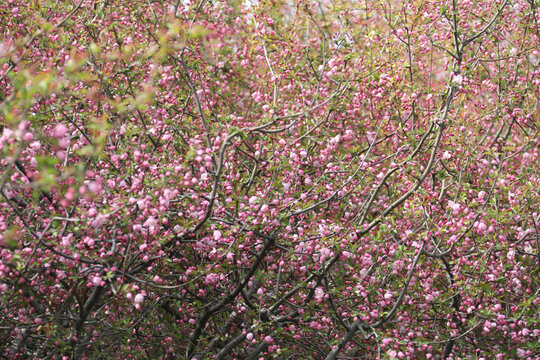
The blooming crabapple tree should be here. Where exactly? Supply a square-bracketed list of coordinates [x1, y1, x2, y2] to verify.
[0, 0, 539, 359]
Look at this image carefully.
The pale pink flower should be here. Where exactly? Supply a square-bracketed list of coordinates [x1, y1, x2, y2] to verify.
[263, 335, 273, 343]
[314, 287, 324, 300]
[134, 293, 145, 304]
[53, 124, 68, 139]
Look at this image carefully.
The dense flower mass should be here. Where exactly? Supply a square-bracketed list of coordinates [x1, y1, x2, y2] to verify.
[0, 0, 539, 359]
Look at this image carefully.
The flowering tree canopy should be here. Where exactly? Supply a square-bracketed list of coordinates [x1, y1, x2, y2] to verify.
[0, 0, 539, 359]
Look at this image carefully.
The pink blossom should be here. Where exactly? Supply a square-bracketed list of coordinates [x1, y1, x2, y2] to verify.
[506, 249, 515, 261]
[52, 124, 68, 139]
[92, 277, 103, 287]
[475, 221, 487, 231]
[263, 335, 273, 344]
[134, 293, 145, 304]
[143, 216, 157, 228]
[441, 151, 451, 160]
[448, 200, 460, 213]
